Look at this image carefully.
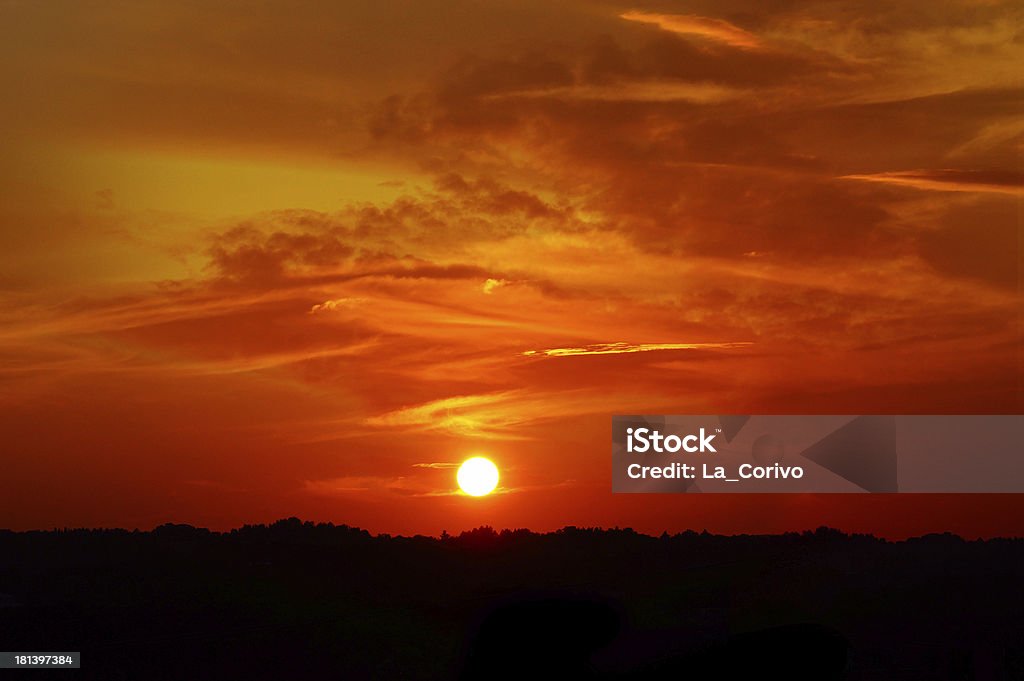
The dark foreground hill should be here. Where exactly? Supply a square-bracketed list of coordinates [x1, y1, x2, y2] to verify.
[1, 520, 1022, 680]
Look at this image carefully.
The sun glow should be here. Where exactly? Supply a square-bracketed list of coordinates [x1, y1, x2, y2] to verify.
[457, 457, 499, 497]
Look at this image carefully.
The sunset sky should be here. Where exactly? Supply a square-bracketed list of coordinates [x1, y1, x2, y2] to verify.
[1, 0, 1021, 537]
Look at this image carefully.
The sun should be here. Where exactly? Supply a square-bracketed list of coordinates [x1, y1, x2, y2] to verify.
[457, 457, 499, 497]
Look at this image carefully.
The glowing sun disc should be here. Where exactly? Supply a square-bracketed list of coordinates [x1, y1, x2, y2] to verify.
[457, 457, 499, 496]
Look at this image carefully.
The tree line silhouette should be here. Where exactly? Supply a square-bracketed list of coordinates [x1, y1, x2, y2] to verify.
[1, 519, 1021, 679]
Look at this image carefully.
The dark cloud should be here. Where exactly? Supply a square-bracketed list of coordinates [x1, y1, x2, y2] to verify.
[208, 225, 356, 286]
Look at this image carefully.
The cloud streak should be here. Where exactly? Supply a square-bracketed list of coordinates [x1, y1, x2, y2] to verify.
[620, 11, 762, 49]
[522, 342, 753, 357]
[841, 169, 1024, 195]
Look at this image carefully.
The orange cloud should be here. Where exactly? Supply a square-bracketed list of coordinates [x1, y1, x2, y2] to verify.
[841, 169, 1024, 195]
[522, 342, 753, 357]
[620, 11, 762, 49]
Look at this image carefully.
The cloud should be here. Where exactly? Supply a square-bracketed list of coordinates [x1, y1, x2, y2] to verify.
[481, 81, 747, 104]
[522, 342, 753, 357]
[364, 392, 530, 438]
[361, 388, 687, 439]
[207, 224, 355, 286]
[309, 298, 367, 314]
[620, 11, 762, 49]
[841, 169, 1024, 195]
[303, 472, 522, 498]
[304, 476, 423, 495]
[482, 278, 506, 294]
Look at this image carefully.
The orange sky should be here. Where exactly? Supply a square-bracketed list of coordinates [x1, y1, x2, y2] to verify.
[1, 1, 1021, 537]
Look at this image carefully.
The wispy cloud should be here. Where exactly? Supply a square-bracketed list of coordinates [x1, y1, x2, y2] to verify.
[364, 392, 532, 438]
[841, 169, 1024, 195]
[302, 474, 525, 498]
[304, 475, 423, 495]
[620, 11, 761, 49]
[361, 387, 694, 439]
[522, 342, 752, 358]
[482, 81, 747, 104]
[309, 297, 367, 314]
